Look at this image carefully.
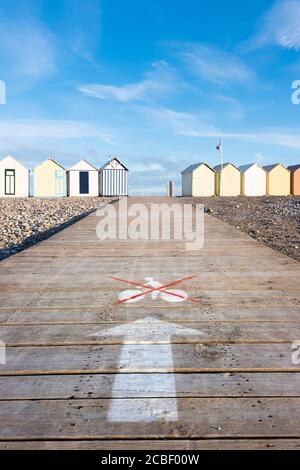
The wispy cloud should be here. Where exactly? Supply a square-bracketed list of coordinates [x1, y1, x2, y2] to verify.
[78, 60, 180, 102]
[244, 0, 300, 51]
[131, 162, 165, 172]
[138, 104, 300, 149]
[137, 105, 220, 137]
[162, 42, 256, 86]
[0, 15, 55, 79]
[0, 120, 118, 145]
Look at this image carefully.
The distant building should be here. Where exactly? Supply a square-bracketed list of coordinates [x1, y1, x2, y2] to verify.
[67, 160, 99, 197]
[0, 155, 29, 197]
[99, 157, 128, 196]
[181, 163, 215, 197]
[214, 163, 241, 197]
[288, 164, 300, 196]
[239, 163, 266, 196]
[33, 157, 67, 197]
[264, 164, 290, 196]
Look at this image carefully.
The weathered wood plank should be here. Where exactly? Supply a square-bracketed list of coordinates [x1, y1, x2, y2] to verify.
[0, 373, 299, 400]
[0, 322, 299, 346]
[0, 344, 298, 375]
[0, 398, 299, 439]
[1, 439, 300, 450]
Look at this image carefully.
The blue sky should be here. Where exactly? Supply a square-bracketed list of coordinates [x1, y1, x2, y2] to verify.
[0, 0, 300, 194]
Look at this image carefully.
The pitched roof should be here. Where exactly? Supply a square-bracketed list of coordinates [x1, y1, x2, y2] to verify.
[263, 163, 289, 172]
[181, 162, 214, 174]
[68, 159, 98, 171]
[214, 162, 239, 172]
[99, 157, 128, 171]
[0, 155, 29, 171]
[34, 157, 66, 170]
[239, 163, 265, 173]
[287, 164, 300, 172]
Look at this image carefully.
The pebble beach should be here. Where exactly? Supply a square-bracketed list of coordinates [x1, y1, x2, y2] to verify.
[0, 197, 114, 260]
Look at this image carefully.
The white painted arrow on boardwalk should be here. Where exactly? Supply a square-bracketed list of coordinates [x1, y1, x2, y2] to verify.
[92, 317, 204, 422]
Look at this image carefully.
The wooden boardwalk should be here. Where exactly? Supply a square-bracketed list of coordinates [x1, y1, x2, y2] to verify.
[0, 196, 300, 450]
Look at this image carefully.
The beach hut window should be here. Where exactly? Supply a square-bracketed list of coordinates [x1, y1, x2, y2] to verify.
[79, 171, 89, 194]
[55, 170, 65, 196]
[5, 169, 15, 195]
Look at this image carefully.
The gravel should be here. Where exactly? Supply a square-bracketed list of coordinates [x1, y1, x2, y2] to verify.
[0, 197, 115, 261]
[181, 196, 300, 262]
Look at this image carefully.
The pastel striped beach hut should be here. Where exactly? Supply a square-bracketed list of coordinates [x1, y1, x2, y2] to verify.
[239, 163, 266, 196]
[288, 164, 300, 196]
[67, 160, 99, 197]
[264, 164, 290, 196]
[214, 163, 241, 196]
[33, 157, 67, 197]
[99, 158, 128, 196]
[0, 155, 29, 197]
[181, 163, 215, 196]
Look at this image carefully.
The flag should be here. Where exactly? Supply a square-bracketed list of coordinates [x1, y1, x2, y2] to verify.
[216, 138, 222, 151]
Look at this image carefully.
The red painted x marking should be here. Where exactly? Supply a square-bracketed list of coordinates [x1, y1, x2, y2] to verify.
[110, 275, 199, 304]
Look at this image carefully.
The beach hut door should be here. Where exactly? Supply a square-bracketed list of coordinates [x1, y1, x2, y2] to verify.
[79, 171, 89, 194]
[5, 169, 15, 195]
[55, 171, 65, 196]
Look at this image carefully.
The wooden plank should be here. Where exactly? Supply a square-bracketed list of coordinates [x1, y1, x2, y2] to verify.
[1, 305, 300, 325]
[0, 398, 299, 439]
[1, 439, 300, 450]
[0, 322, 299, 346]
[0, 373, 299, 400]
[0, 344, 298, 375]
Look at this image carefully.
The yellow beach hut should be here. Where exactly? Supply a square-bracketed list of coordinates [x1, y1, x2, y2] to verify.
[33, 157, 67, 197]
[263, 164, 290, 196]
[181, 163, 215, 197]
[214, 163, 241, 196]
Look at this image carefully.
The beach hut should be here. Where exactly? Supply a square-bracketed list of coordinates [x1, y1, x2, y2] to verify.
[0, 155, 29, 197]
[264, 164, 290, 196]
[67, 160, 99, 197]
[239, 163, 266, 196]
[288, 164, 300, 196]
[181, 163, 215, 197]
[99, 157, 128, 196]
[214, 163, 241, 196]
[33, 157, 67, 197]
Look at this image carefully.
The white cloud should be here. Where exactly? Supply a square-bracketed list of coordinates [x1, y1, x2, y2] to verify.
[137, 105, 221, 137]
[78, 60, 179, 102]
[164, 42, 256, 86]
[0, 17, 55, 78]
[245, 0, 300, 50]
[138, 105, 300, 149]
[0, 120, 118, 145]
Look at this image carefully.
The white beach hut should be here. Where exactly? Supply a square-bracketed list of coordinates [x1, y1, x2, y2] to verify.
[181, 163, 215, 196]
[99, 157, 128, 196]
[239, 163, 266, 196]
[0, 155, 29, 197]
[67, 160, 99, 196]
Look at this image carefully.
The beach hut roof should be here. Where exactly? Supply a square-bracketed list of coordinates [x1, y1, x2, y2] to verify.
[263, 163, 288, 172]
[181, 162, 214, 174]
[214, 162, 239, 172]
[34, 157, 66, 171]
[239, 163, 266, 173]
[68, 159, 98, 171]
[287, 164, 300, 172]
[99, 157, 128, 171]
[0, 155, 29, 170]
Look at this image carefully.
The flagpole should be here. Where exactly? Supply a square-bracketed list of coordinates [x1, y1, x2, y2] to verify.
[220, 138, 223, 171]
